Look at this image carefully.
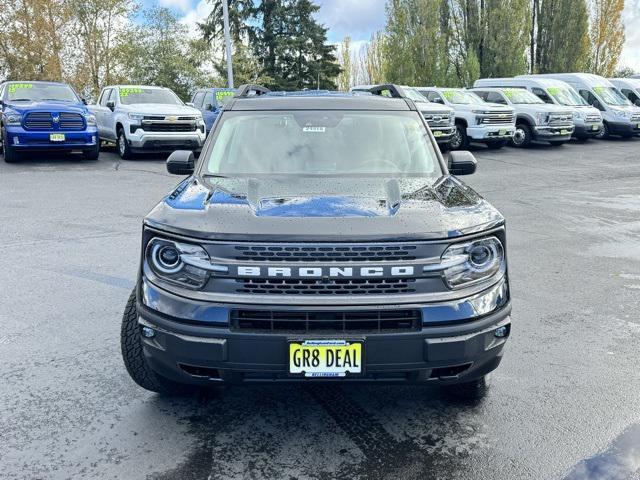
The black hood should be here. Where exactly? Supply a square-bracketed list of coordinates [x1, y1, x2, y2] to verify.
[144, 176, 504, 242]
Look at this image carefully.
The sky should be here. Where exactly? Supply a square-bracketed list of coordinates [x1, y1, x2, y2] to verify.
[149, 0, 640, 71]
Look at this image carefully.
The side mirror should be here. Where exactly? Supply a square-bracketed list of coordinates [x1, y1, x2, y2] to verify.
[205, 103, 215, 111]
[634, 99, 640, 107]
[167, 150, 195, 175]
[448, 151, 477, 176]
[81, 98, 88, 105]
[106, 100, 115, 111]
[186, 102, 195, 107]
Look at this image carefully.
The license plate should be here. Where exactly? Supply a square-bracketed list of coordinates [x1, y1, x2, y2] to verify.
[637, 123, 640, 129]
[592, 125, 599, 131]
[560, 129, 569, 135]
[499, 129, 506, 135]
[50, 133, 65, 142]
[289, 340, 362, 377]
[433, 130, 443, 137]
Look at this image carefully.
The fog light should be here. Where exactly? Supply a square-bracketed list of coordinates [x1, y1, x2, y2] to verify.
[494, 326, 508, 338]
[141, 326, 155, 338]
[13, 137, 19, 145]
[91, 135, 96, 143]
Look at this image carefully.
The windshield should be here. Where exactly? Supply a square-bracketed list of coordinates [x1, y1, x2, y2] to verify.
[204, 111, 441, 177]
[441, 89, 483, 105]
[546, 86, 587, 106]
[592, 86, 631, 106]
[6, 82, 78, 102]
[502, 88, 544, 104]
[403, 88, 429, 103]
[119, 87, 183, 105]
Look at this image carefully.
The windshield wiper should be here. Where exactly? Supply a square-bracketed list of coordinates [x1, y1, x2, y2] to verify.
[41, 98, 71, 102]
[202, 174, 228, 179]
[10, 98, 31, 101]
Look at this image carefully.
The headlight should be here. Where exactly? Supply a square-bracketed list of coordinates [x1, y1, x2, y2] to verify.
[146, 237, 219, 289]
[84, 114, 97, 126]
[128, 113, 144, 121]
[449, 113, 455, 125]
[573, 111, 584, 121]
[195, 114, 203, 122]
[5, 113, 22, 125]
[471, 110, 489, 114]
[536, 112, 550, 125]
[440, 236, 505, 289]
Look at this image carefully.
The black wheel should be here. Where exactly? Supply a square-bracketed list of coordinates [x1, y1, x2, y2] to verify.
[116, 128, 133, 160]
[443, 376, 489, 400]
[548, 141, 565, 147]
[450, 124, 469, 150]
[595, 122, 609, 139]
[511, 123, 532, 148]
[486, 140, 506, 150]
[121, 289, 192, 395]
[439, 143, 451, 153]
[1, 126, 19, 163]
[82, 144, 100, 160]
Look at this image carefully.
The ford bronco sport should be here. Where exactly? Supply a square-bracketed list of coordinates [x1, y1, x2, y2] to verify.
[121, 84, 512, 399]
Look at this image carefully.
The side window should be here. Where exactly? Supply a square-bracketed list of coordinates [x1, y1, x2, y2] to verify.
[532, 87, 553, 104]
[108, 88, 117, 104]
[580, 90, 603, 110]
[622, 89, 639, 104]
[487, 92, 507, 104]
[203, 92, 214, 110]
[192, 91, 205, 108]
[426, 91, 444, 103]
[99, 89, 111, 106]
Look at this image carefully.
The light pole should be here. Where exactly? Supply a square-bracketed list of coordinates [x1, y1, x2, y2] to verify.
[221, 0, 234, 88]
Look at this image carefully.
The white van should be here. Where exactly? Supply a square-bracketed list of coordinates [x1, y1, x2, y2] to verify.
[350, 85, 456, 149]
[609, 78, 640, 107]
[475, 77, 602, 140]
[470, 86, 574, 147]
[416, 87, 516, 150]
[522, 73, 640, 138]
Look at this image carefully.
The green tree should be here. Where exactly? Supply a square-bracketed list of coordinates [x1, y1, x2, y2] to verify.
[483, 0, 530, 77]
[337, 36, 352, 91]
[535, 0, 589, 73]
[199, 0, 256, 51]
[588, 0, 626, 76]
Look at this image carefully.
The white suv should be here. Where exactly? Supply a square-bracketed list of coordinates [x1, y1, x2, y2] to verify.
[90, 85, 206, 159]
[417, 87, 516, 150]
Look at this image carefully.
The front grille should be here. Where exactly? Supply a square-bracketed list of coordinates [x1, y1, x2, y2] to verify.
[422, 112, 451, 127]
[59, 112, 84, 130]
[141, 122, 196, 132]
[24, 112, 53, 129]
[234, 244, 418, 262]
[548, 114, 573, 126]
[480, 112, 515, 125]
[585, 114, 601, 123]
[230, 309, 422, 333]
[235, 277, 417, 295]
[631, 114, 640, 123]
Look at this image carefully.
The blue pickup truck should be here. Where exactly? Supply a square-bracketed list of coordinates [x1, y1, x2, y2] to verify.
[0, 81, 99, 163]
[188, 88, 235, 134]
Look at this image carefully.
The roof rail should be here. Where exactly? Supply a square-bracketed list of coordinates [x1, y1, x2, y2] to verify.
[235, 84, 271, 98]
[368, 84, 407, 98]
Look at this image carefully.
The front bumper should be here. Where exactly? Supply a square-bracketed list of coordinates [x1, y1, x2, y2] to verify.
[429, 126, 455, 144]
[607, 120, 640, 137]
[136, 279, 511, 385]
[533, 125, 574, 142]
[5, 126, 98, 150]
[127, 130, 206, 152]
[466, 125, 515, 141]
[573, 123, 603, 138]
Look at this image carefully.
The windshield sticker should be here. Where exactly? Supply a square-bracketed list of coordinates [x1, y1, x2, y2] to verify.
[593, 87, 607, 95]
[502, 88, 520, 99]
[547, 87, 562, 96]
[120, 87, 143, 97]
[215, 90, 234, 102]
[442, 90, 456, 100]
[8, 83, 33, 94]
[302, 126, 326, 133]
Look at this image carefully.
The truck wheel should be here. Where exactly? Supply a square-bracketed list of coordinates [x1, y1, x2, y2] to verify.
[443, 376, 488, 400]
[82, 144, 100, 160]
[486, 140, 506, 150]
[117, 128, 133, 160]
[450, 125, 469, 150]
[511, 124, 532, 148]
[595, 122, 609, 139]
[121, 289, 192, 395]
[548, 141, 565, 147]
[1, 126, 19, 163]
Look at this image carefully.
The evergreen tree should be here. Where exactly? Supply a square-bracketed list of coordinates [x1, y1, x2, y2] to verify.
[535, 0, 589, 73]
[589, 0, 626, 76]
[482, 0, 530, 77]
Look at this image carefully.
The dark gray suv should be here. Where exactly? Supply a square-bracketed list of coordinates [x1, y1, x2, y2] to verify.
[121, 84, 512, 399]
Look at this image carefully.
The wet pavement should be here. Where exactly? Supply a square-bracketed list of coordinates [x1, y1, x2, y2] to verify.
[1, 139, 639, 479]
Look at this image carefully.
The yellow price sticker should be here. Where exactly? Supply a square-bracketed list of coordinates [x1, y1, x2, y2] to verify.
[120, 87, 143, 97]
[8, 83, 33, 94]
[215, 90, 234, 102]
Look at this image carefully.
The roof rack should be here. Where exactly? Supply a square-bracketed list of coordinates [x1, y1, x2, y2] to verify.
[234, 84, 271, 98]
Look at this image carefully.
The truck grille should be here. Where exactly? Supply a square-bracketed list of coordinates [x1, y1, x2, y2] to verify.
[230, 309, 422, 333]
[631, 114, 640, 123]
[480, 112, 515, 125]
[234, 244, 418, 262]
[236, 277, 417, 296]
[141, 122, 196, 132]
[23, 112, 85, 130]
[548, 113, 573, 126]
[585, 114, 601, 123]
[421, 112, 451, 127]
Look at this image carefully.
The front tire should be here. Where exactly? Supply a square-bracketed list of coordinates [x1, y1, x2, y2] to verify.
[510, 123, 532, 148]
[450, 124, 469, 150]
[117, 128, 133, 160]
[595, 122, 609, 139]
[121, 289, 192, 395]
[1, 126, 19, 163]
[83, 144, 100, 160]
[443, 376, 489, 400]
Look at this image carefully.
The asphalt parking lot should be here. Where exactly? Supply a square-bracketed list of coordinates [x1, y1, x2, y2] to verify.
[1, 139, 640, 480]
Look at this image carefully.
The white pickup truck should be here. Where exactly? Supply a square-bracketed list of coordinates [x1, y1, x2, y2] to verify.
[89, 85, 206, 159]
